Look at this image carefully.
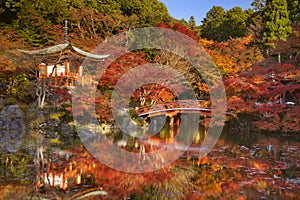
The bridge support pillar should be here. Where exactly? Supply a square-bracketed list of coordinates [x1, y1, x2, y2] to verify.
[175, 116, 180, 127]
[168, 114, 181, 142]
[169, 116, 174, 127]
[169, 116, 174, 140]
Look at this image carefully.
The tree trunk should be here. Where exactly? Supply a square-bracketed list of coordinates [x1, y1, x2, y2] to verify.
[36, 85, 47, 108]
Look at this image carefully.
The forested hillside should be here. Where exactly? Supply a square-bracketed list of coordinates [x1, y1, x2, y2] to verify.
[0, 0, 172, 47]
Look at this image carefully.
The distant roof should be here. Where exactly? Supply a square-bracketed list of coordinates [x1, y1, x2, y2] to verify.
[19, 42, 109, 61]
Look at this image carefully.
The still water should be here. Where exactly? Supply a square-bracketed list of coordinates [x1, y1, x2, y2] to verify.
[0, 119, 299, 200]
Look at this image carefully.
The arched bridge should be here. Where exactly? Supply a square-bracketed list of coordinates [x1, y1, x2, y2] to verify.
[136, 100, 214, 118]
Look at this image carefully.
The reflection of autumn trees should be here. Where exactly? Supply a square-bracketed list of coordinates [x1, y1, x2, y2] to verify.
[136, 166, 197, 199]
[191, 140, 300, 199]
[35, 135, 300, 199]
[38, 146, 175, 198]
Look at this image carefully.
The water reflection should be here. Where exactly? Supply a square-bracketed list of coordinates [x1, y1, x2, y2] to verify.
[0, 118, 299, 199]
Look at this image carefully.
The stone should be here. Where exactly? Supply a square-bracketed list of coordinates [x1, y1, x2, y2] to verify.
[0, 104, 24, 119]
[0, 105, 25, 152]
[61, 121, 75, 137]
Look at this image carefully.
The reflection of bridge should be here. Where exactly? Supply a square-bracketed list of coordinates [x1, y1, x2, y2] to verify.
[136, 100, 212, 118]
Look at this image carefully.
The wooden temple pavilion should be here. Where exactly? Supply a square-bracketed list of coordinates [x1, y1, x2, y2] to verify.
[20, 21, 109, 87]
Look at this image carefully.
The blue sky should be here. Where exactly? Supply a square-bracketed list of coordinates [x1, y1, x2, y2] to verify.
[159, 0, 254, 25]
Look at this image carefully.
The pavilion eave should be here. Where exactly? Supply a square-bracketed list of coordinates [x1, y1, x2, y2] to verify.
[19, 43, 109, 61]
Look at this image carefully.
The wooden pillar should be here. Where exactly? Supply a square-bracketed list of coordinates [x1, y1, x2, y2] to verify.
[51, 173, 55, 187]
[54, 66, 58, 86]
[48, 64, 52, 87]
[38, 64, 43, 87]
[78, 65, 82, 77]
[76, 172, 81, 184]
[55, 66, 58, 77]
[170, 115, 174, 127]
[169, 115, 175, 141]
[175, 116, 180, 136]
[38, 64, 43, 79]
[174, 116, 180, 127]
[62, 173, 67, 189]
[46, 64, 49, 78]
[65, 61, 70, 76]
[204, 119, 208, 136]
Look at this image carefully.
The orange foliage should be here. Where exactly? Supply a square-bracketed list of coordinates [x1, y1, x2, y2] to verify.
[200, 36, 263, 75]
[0, 30, 28, 78]
[207, 48, 235, 74]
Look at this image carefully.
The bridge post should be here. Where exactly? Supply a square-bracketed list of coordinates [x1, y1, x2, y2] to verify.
[168, 113, 181, 142]
[175, 116, 180, 127]
[169, 116, 174, 141]
[169, 116, 174, 127]
[204, 119, 208, 135]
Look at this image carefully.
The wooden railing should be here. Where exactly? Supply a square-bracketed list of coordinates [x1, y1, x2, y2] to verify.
[37, 61, 97, 87]
[136, 100, 211, 117]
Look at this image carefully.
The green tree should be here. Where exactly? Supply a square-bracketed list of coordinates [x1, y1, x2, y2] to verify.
[0, 0, 22, 24]
[200, 6, 251, 41]
[287, 0, 300, 24]
[263, 0, 292, 44]
[78, 0, 122, 15]
[188, 16, 197, 30]
[247, 11, 265, 47]
[0, 0, 70, 46]
[200, 6, 226, 41]
[117, 0, 171, 26]
[222, 7, 251, 39]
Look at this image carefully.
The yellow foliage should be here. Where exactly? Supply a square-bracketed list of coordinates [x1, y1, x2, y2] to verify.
[256, 180, 268, 191]
[199, 38, 214, 47]
[49, 137, 64, 145]
[207, 49, 235, 75]
[49, 112, 64, 120]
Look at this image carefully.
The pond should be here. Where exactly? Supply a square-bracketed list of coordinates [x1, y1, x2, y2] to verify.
[0, 116, 299, 200]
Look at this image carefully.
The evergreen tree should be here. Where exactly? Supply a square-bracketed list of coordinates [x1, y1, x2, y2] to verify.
[188, 16, 197, 30]
[263, 0, 292, 44]
[117, 0, 171, 26]
[247, 10, 265, 46]
[287, 0, 300, 24]
[200, 6, 226, 41]
[222, 7, 251, 39]
[200, 6, 250, 41]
